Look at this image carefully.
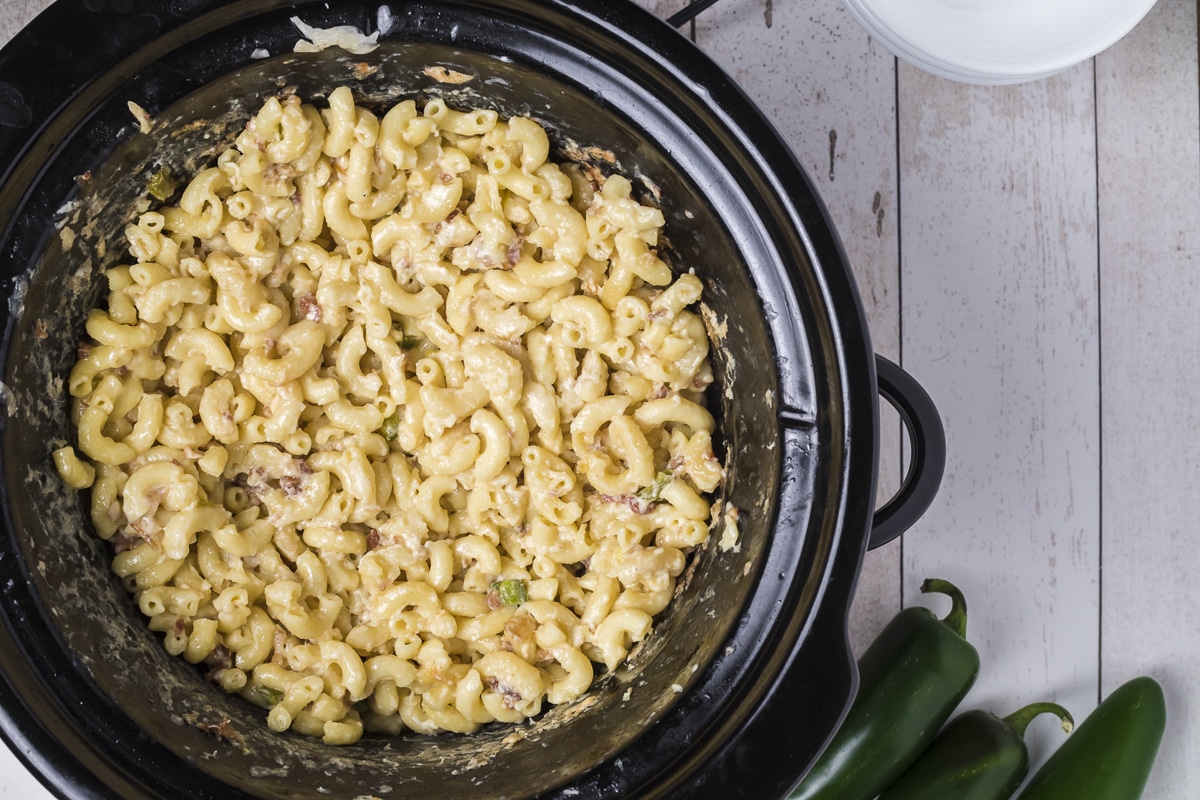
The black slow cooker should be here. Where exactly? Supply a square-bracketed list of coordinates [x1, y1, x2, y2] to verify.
[0, 2, 945, 798]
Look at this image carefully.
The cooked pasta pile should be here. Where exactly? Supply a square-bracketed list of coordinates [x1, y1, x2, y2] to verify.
[54, 87, 724, 744]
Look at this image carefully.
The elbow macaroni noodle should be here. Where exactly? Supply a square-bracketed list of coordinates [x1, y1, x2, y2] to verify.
[55, 88, 726, 744]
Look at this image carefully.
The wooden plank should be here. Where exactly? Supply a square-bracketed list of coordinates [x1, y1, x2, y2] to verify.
[693, 0, 904, 657]
[895, 61, 1102, 776]
[1096, 0, 1200, 796]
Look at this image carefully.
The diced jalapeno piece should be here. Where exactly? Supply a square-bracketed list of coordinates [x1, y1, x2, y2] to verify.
[635, 471, 672, 503]
[379, 411, 401, 442]
[253, 685, 284, 708]
[147, 167, 177, 201]
[491, 579, 527, 607]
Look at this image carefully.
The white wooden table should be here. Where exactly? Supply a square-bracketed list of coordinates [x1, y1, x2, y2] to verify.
[1, 0, 1195, 797]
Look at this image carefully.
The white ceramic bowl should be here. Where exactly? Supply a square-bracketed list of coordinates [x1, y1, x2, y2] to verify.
[843, 0, 1160, 84]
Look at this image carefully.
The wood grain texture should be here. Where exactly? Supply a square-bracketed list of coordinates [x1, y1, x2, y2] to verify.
[896, 60, 1102, 778]
[692, 0, 905, 658]
[1097, 0, 1200, 796]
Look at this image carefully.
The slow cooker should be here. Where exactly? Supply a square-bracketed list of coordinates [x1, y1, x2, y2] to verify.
[0, 1, 946, 797]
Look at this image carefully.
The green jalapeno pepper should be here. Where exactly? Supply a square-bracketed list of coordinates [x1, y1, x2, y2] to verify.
[789, 579, 980, 800]
[878, 701, 1073, 800]
[1016, 676, 1166, 800]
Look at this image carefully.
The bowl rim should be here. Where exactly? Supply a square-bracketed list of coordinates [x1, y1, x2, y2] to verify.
[842, 0, 1159, 82]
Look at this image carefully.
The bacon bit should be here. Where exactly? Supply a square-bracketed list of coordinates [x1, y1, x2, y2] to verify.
[110, 534, 139, 554]
[129, 518, 161, 546]
[650, 384, 670, 400]
[204, 644, 233, 670]
[503, 613, 536, 647]
[439, 171, 454, 185]
[267, 163, 295, 183]
[202, 647, 234, 685]
[196, 716, 243, 744]
[485, 589, 503, 610]
[506, 236, 524, 267]
[667, 454, 686, 470]
[279, 475, 303, 497]
[366, 529, 381, 550]
[692, 372, 713, 389]
[32, 319, 48, 340]
[173, 617, 187, 636]
[484, 676, 524, 709]
[598, 494, 653, 514]
[76, 341, 93, 360]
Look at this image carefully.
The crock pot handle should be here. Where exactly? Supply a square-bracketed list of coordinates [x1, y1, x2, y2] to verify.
[869, 356, 946, 549]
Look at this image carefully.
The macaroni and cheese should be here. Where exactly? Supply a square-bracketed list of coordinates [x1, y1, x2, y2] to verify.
[55, 88, 724, 744]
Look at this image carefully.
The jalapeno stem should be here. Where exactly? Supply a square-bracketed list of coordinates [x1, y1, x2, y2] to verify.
[1004, 702, 1074, 739]
[920, 578, 969, 639]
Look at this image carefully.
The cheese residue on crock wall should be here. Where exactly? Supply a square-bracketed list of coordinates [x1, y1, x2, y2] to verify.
[423, 65, 475, 84]
[127, 101, 152, 134]
[0, 381, 12, 417]
[7, 274, 26, 319]
[710, 499, 741, 553]
[720, 504, 741, 552]
[290, 17, 380, 54]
